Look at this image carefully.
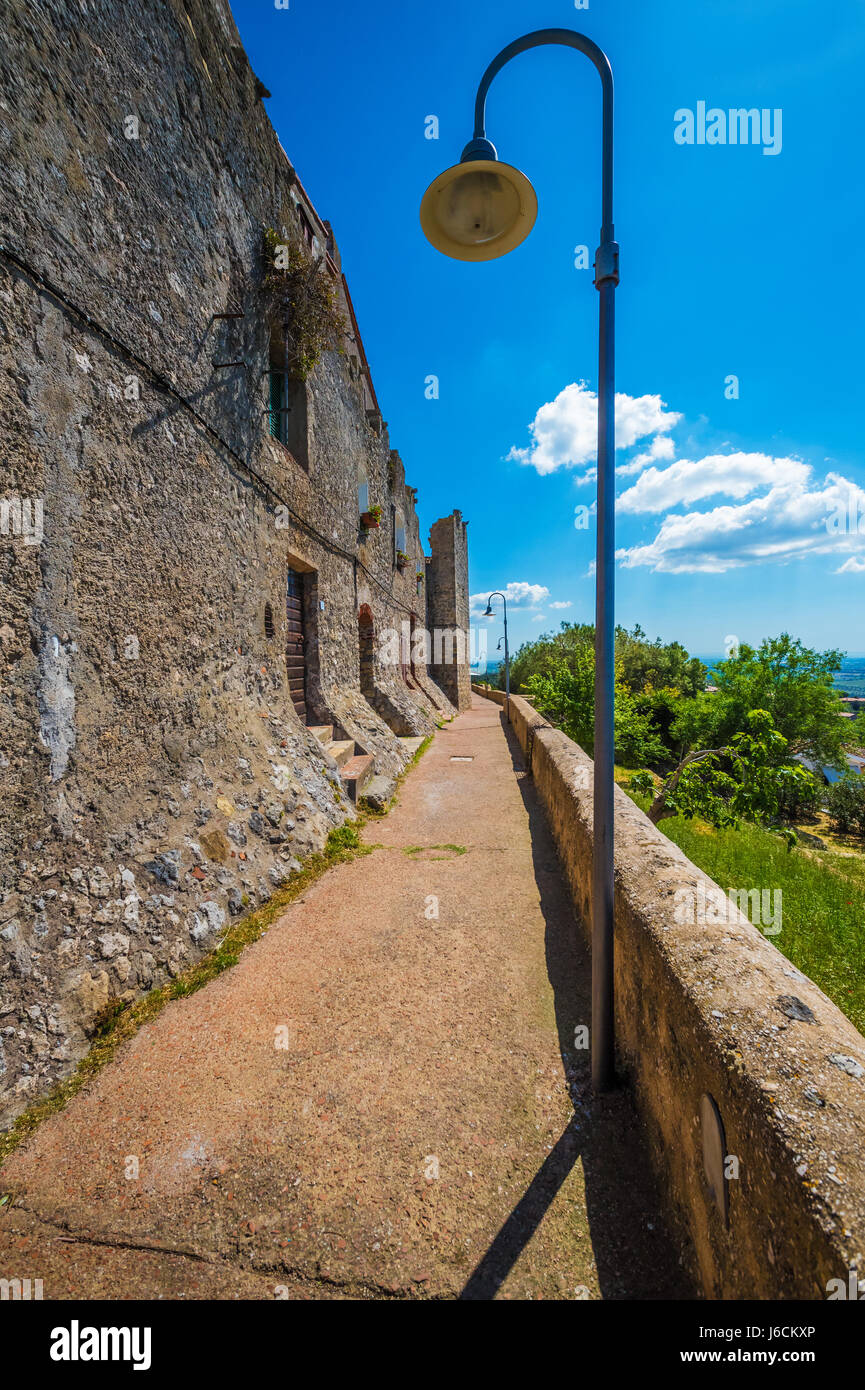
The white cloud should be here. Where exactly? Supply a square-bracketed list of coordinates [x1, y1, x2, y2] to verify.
[617, 452, 808, 515]
[617, 469, 865, 574]
[616, 434, 677, 478]
[531, 614, 546, 623]
[507, 381, 681, 476]
[580, 434, 679, 486]
[469, 581, 549, 616]
[507, 380, 865, 577]
[549, 600, 572, 609]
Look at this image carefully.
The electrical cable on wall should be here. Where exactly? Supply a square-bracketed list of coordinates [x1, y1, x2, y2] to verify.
[0, 241, 425, 622]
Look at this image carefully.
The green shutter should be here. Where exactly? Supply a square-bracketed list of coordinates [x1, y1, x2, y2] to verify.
[269, 371, 283, 440]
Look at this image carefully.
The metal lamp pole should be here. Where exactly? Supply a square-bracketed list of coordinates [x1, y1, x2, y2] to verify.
[420, 28, 618, 1091]
[483, 592, 509, 716]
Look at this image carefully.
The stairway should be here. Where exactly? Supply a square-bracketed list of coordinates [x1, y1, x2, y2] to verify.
[337, 753, 376, 802]
[308, 724, 375, 803]
[398, 736, 425, 758]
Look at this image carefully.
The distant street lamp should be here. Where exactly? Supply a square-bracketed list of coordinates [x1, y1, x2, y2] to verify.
[483, 592, 509, 712]
[421, 28, 619, 1092]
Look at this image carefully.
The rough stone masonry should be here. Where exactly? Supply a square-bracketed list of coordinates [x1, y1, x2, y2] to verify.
[0, 0, 471, 1126]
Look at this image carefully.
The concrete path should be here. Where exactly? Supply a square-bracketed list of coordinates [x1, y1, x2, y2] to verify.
[0, 699, 692, 1299]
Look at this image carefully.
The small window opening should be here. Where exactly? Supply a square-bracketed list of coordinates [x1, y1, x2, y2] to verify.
[268, 327, 289, 446]
[268, 326, 309, 469]
[298, 207, 315, 250]
[394, 507, 407, 565]
[264, 602, 275, 639]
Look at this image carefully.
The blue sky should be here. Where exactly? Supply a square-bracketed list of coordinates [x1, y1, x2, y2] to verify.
[231, 0, 865, 659]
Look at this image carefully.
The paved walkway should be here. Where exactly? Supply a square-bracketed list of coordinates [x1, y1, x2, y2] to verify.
[0, 699, 692, 1299]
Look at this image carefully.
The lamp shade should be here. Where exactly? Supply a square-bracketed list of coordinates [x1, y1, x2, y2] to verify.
[420, 158, 537, 262]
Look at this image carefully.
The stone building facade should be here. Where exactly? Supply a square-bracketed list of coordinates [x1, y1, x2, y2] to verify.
[0, 0, 471, 1126]
[427, 512, 472, 712]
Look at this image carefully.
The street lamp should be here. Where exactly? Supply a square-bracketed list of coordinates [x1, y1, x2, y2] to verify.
[483, 592, 509, 712]
[421, 28, 619, 1092]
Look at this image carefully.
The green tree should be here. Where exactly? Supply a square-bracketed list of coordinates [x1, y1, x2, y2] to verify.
[630, 685, 688, 757]
[508, 622, 594, 693]
[636, 710, 818, 836]
[510, 621, 706, 704]
[525, 651, 667, 767]
[846, 710, 865, 750]
[673, 635, 846, 769]
[826, 775, 865, 838]
[615, 624, 706, 698]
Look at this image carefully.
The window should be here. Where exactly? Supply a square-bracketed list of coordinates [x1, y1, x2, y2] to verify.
[268, 327, 309, 469]
[264, 602, 275, 639]
[358, 465, 369, 515]
[268, 370, 287, 444]
[394, 507, 406, 563]
[298, 207, 315, 251]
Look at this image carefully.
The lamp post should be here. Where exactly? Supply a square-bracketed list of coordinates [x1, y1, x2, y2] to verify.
[421, 28, 618, 1092]
[483, 592, 509, 713]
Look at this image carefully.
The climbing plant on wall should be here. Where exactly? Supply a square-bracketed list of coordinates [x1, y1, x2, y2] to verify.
[261, 224, 346, 380]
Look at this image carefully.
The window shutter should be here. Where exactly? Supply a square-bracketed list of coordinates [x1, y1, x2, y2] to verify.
[269, 371, 283, 440]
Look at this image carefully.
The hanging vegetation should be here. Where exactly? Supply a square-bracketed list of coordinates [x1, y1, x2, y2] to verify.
[261, 224, 346, 380]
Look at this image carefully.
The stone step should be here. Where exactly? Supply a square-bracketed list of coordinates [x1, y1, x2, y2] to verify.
[398, 735, 425, 758]
[326, 739, 355, 769]
[340, 753, 375, 803]
[307, 724, 333, 746]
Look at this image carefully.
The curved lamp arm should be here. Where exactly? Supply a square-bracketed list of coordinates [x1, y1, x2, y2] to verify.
[471, 28, 615, 242]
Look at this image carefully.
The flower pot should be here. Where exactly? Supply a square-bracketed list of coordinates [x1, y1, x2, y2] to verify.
[360, 512, 381, 530]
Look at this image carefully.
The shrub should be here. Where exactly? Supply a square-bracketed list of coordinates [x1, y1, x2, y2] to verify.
[775, 768, 821, 823]
[826, 775, 865, 837]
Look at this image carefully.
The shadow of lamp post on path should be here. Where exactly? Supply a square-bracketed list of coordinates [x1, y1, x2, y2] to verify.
[420, 27, 619, 1093]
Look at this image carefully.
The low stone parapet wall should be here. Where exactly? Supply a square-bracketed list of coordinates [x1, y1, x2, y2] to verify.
[472, 685, 865, 1299]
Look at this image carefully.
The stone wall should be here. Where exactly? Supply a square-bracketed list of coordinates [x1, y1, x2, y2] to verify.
[427, 511, 472, 711]
[0, 0, 465, 1127]
[473, 688, 865, 1299]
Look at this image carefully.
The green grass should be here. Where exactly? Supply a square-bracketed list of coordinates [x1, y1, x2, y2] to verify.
[402, 843, 467, 860]
[818, 850, 865, 891]
[359, 734, 433, 816]
[626, 789, 865, 1036]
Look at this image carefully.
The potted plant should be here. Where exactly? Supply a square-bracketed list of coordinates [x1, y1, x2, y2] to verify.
[415, 569, 424, 594]
[360, 503, 382, 530]
[396, 549, 409, 571]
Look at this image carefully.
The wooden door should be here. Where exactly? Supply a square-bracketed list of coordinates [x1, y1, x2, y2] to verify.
[286, 568, 306, 722]
[358, 606, 375, 700]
